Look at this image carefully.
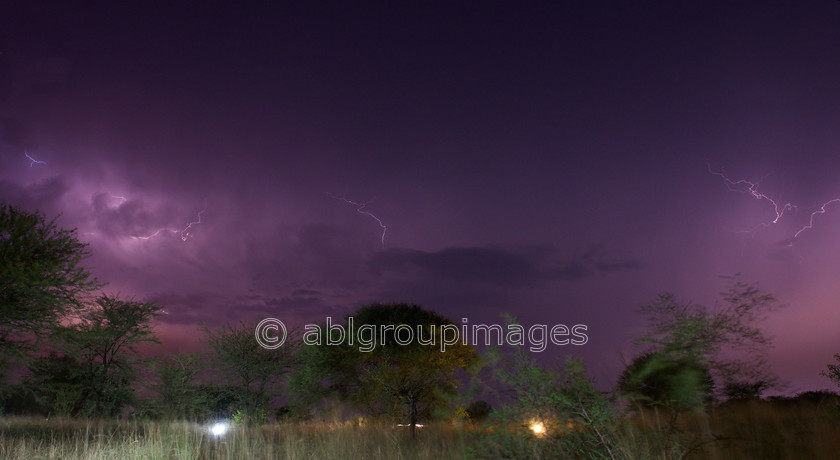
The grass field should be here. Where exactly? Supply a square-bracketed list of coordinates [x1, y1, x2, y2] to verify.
[614, 398, 840, 459]
[0, 416, 471, 460]
[3, 396, 840, 459]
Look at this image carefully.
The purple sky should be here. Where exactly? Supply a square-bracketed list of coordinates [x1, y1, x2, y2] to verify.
[2, 1, 840, 393]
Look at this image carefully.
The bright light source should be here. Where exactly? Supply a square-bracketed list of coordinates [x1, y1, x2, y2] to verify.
[530, 422, 546, 435]
[210, 422, 229, 437]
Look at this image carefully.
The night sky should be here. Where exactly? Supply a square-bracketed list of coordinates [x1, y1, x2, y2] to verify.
[2, 1, 840, 393]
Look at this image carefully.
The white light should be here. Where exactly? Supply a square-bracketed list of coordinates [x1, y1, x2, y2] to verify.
[210, 422, 229, 437]
[530, 422, 545, 435]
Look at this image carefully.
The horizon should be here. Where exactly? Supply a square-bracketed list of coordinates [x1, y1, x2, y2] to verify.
[3, 1, 840, 395]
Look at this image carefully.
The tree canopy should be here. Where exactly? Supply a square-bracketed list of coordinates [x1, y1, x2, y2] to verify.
[622, 275, 782, 408]
[52, 294, 163, 416]
[143, 352, 211, 420]
[0, 203, 100, 387]
[617, 352, 714, 411]
[204, 321, 297, 423]
[290, 303, 478, 438]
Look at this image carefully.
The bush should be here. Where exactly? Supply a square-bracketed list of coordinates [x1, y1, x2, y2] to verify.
[472, 346, 621, 459]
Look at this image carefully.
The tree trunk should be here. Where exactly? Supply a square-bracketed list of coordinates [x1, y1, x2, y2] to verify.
[409, 396, 417, 440]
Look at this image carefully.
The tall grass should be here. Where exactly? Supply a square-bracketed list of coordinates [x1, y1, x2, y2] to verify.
[4, 398, 840, 459]
[0, 416, 471, 460]
[614, 398, 840, 459]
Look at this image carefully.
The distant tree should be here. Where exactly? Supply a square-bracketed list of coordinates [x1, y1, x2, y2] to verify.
[145, 352, 210, 420]
[622, 275, 782, 407]
[54, 294, 163, 416]
[0, 203, 100, 388]
[617, 352, 714, 411]
[289, 303, 477, 439]
[204, 321, 296, 423]
[821, 353, 840, 389]
[722, 380, 769, 401]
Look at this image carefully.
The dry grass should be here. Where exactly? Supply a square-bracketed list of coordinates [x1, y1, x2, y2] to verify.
[616, 397, 840, 459]
[0, 416, 471, 460]
[4, 399, 840, 459]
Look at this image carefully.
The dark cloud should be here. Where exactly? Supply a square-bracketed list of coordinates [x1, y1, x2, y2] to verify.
[150, 290, 347, 328]
[235, 292, 346, 319]
[369, 244, 642, 288]
[580, 244, 644, 274]
[0, 176, 68, 211]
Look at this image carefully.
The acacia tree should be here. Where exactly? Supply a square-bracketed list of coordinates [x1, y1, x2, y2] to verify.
[204, 321, 297, 423]
[0, 203, 99, 386]
[54, 294, 162, 416]
[290, 303, 477, 439]
[143, 352, 211, 420]
[621, 275, 782, 408]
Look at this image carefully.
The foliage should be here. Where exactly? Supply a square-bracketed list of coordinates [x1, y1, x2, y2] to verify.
[194, 383, 241, 420]
[51, 294, 163, 416]
[233, 407, 268, 425]
[617, 352, 714, 411]
[626, 275, 782, 405]
[204, 321, 296, 422]
[464, 400, 492, 422]
[144, 353, 211, 420]
[723, 380, 769, 401]
[289, 303, 477, 438]
[0, 383, 43, 416]
[25, 353, 88, 416]
[474, 337, 622, 459]
[821, 353, 840, 390]
[0, 204, 100, 386]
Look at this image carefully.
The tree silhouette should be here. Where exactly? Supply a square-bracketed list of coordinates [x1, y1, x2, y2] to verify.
[204, 321, 297, 423]
[622, 275, 782, 407]
[54, 294, 162, 416]
[821, 354, 840, 389]
[0, 203, 100, 389]
[144, 352, 210, 420]
[290, 303, 477, 439]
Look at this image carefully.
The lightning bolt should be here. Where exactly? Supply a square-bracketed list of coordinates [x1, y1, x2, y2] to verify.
[708, 161, 840, 243]
[109, 193, 128, 206]
[133, 228, 176, 240]
[131, 199, 207, 242]
[792, 198, 840, 240]
[25, 152, 46, 167]
[706, 161, 795, 231]
[325, 192, 388, 248]
[179, 199, 207, 241]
